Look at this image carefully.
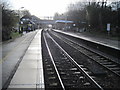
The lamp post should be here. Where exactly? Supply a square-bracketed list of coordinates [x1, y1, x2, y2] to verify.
[65, 14, 68, 31]
[18, 7, 24, 34]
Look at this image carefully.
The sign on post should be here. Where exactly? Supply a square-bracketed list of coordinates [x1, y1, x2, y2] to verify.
[107, 23, 110, 35]
[107, 23, 110, 31]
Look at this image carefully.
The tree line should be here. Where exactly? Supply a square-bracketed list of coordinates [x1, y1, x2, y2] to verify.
[54, 1, 120, 35]
[2, 1, 19, 40]
[1, 1, 32, 41]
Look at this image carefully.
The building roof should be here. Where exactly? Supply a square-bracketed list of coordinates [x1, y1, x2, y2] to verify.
[55, 20, 74, 23]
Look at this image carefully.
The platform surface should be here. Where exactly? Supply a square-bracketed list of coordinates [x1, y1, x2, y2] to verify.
[54, 29, 120, 50]
[8, 30, 44, 89]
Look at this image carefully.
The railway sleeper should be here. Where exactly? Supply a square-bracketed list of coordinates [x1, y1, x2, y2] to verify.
[99, 62, 113, 65]
[109, 67, 120, 71]
[105, 64, 117, 67]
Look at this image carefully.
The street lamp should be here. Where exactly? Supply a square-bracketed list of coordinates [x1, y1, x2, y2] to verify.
[18, 7, 24, 34]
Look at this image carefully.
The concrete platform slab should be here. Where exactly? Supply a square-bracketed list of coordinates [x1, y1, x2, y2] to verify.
[10, 69, 37, 85]
[28, 47, 40, 50]
[25, 50, 40, 54]
[18, 60, 38, 69]
[38, 60, 44, 69]
[8, 84, 36, 88]
[22, 54, 39, 60]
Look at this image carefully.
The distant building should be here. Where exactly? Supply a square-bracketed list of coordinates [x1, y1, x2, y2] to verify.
[31, 15, 41, 29]
[55, 20, 74, 30]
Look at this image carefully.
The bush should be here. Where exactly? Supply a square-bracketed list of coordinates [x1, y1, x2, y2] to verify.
[2, 1, 19, 41]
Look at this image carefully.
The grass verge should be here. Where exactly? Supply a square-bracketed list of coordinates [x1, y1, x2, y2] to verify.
[10, 31, 21, 39]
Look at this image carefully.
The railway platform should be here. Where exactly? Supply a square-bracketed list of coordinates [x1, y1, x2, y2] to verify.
[4, 28, 120, 89]
[7, 30, 44, 89]
[53, 29, 120, 50]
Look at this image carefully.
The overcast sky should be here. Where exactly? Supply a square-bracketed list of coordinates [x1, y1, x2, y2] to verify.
[5, 0, 118, 18]
[6, 0, 79, 18]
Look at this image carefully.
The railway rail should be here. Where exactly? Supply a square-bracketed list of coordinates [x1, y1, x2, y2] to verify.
[42, 30, 103, 89]
[41, 29, 120, 89]
[52, 29, 120, 60]
[49, 30, 120, 77]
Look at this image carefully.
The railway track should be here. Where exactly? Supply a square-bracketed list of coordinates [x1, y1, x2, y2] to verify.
[42, 30, 103, 89]
[42, 29, 120, 89]
[52, 29, 120, 60]
[49, 30, 120, 77]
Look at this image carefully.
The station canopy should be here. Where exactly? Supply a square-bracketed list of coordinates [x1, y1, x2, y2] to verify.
[55, 20, 74, 23]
